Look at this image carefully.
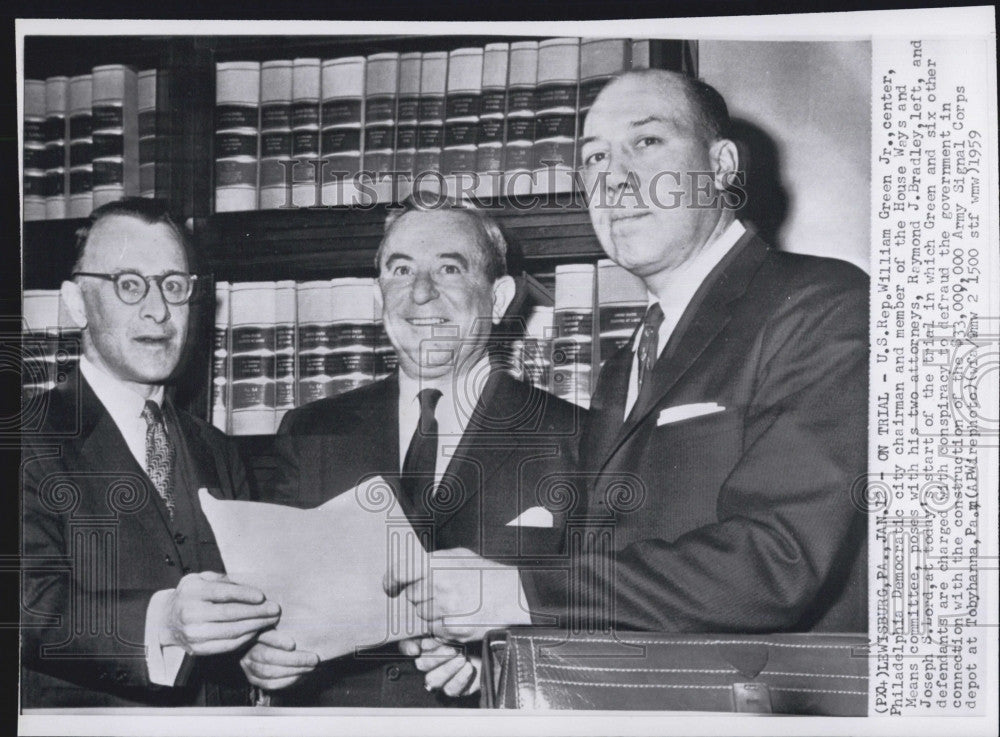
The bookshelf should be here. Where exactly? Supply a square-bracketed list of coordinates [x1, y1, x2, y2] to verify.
[22, 33, 695, 490]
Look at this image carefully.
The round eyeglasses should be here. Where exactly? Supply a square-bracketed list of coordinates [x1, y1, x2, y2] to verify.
[72, 271, 199, 305]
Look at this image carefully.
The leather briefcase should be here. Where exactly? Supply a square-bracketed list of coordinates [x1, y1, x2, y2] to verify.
[481, 628, 868, 714]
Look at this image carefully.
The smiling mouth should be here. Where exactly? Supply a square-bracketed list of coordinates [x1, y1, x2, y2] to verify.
[610, 211, 651, 223]
[406, 317, 449, 326]
[134, 336, 172, 345]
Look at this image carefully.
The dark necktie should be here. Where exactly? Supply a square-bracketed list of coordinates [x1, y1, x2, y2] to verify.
[402, 388, 442, 511]
[141, 400, 176, 519]
[636, 302, 665, 399]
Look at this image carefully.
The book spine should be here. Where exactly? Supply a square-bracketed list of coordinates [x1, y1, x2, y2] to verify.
[394, 51, 422, 201]
[229, 281, 277, 435]
[67, 74, 93, 218]
[274, 279, 297, 430]
[295, 280, 334, 405]
[290, 58, 321, 208]
[91, 64, 139, 209]
[137, 69, 158, 199]
[259, 60, 294, 210]
[21, 290, 61, 396]
[24, 80, 48, 221]
[553, 263, 595, 408]
[211, 281, 231, 433]
[413, 51, 447, 195]
[532, 38, 579, 195]
[519, 304, 553, 392]
[364, 52, 399, 204]
[44, 76, 69, 219]
[328, 278, 378, 397]
[503, 42, 538, 198]
[320, 56, 366, 207]
[579, 38, 629, 116]
[597, 258, 647, 368]
[214, 61, 260, 213]
[442, 47, 482, 198]
[475, 43, 509, 199]
[630, 40, 650, 70]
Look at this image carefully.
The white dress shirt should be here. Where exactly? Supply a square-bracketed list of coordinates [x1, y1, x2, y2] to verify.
[397, 355, 491, 484]
[79, 357, 184, 686]
[624, 220, 747, 418]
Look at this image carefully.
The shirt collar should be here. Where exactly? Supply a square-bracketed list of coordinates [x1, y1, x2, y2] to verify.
[397, 353, 492, 410]
[80, 355, 165, 424]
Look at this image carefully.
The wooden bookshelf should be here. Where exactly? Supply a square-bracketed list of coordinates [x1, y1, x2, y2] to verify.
[21, 33, 695, 455]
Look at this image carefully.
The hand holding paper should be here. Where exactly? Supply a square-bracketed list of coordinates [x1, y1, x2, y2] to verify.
[199, 479, 429, 662]
[384, 547, 532, 643]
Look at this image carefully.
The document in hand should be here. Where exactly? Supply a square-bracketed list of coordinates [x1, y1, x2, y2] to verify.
[199, 479, 430, 661]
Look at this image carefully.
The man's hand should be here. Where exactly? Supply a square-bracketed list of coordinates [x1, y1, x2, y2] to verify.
[400, 637, 480, 697]
[240, 628, 320, 691]
[160, 571, 280, 655]
[384, 548, 531, 642]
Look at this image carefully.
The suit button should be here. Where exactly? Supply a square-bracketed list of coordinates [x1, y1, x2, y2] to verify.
[164, 555, 175, 566]
[385, 665, 401, 681]
[115, 670, 128, 684]
[174, 532, 186, 545]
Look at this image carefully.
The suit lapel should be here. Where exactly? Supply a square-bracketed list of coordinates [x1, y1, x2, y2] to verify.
[74, 376, 178, 557]
[431, 371, 520, 534]
[596, 230, 770, 472]
[582, 344, 632, 468]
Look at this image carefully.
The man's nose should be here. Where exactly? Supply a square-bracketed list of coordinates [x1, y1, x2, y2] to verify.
[410, 271, 440, 304]
[139, 280, 170, 322]
[604, 148, 633, 193]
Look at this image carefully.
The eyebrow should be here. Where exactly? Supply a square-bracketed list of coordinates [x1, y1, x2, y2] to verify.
[436, 252, 470, 269]
[579, 115, 672, 148]
[382, 252, 470, 269]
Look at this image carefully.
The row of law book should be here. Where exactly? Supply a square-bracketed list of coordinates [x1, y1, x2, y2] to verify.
[24, 66, 161, 221]
[215, 38, 653, 212]
[21, 290, 81, 397]
[212, 278, 395, 435]
[546, 259, 649, 409]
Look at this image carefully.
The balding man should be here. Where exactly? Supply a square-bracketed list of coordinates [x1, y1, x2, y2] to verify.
[21, 198, 283, 707]
[393, 69, 867, 652]
[243, 200, 582, 706]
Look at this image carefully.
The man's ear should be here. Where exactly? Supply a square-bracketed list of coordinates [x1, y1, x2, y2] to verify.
[709, 138, 739, 192]
[490, 275, 517, 324]
[59, 280, 88, 330]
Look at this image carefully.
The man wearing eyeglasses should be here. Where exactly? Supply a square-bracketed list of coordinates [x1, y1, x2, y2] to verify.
[20, 198, 288, 707]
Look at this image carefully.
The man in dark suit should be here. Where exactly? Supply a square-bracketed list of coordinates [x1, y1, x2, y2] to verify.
[240, 202, 581, 705]
[21, 198, 285, 707]
[390, 70, 867, 642]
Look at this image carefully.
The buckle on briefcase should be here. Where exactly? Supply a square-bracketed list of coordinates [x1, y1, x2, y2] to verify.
[731, 683, 772, 713]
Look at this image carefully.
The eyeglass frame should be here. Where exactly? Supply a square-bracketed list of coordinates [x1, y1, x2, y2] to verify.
[72, 271, 200, 306]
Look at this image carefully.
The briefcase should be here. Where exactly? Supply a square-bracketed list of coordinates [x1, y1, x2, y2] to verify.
[481, 628, 868, 714]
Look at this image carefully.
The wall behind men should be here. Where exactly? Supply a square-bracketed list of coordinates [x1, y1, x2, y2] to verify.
[699, 40, 871, 272]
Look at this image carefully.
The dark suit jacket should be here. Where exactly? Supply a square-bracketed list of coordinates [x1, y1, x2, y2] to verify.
[264, 369, 583, 706]
[20, 373, 252, 707]
[522, 228, 869, 634]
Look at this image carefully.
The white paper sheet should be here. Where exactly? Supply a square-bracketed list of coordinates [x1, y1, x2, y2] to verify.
[199, 479, 430, 661]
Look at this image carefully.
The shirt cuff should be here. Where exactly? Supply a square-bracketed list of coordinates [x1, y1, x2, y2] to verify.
[145, 588, 186, 686]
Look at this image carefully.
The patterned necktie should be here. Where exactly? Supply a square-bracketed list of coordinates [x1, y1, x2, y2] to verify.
[402, 388, 442, 511]
[141, 400, 176, 519]
[636, 302, 665, 399]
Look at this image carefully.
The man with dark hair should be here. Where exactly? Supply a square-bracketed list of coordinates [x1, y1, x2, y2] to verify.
[240, 199, 582, 706]
[21, 198, 286, 707]
[388, 68, 867, 662]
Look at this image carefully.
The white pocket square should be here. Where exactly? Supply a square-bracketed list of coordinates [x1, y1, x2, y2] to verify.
[505, 506, 554, 528]
[657, 402, 725, 426]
